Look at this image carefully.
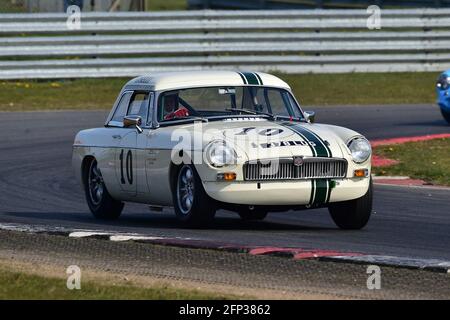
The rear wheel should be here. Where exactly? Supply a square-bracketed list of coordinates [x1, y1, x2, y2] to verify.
[84, 158, 123, 219]
[328, 178, 373, 230]
[440, 108, 450, 124]
[173, 164, 216, 226]
[238, 207, 268, 221]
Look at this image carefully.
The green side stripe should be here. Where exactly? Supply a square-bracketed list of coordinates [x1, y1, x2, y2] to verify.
[241, 72, 259, 85]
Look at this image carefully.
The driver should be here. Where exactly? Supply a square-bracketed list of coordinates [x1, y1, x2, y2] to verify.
[163, 94, 189, 120]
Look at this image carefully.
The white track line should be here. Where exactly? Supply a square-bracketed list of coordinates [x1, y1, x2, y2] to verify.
[109, 235, 166, 242]
[0, 222, 449, 273]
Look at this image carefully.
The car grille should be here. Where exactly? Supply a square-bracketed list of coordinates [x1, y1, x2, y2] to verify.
[243, 158, 347, 181]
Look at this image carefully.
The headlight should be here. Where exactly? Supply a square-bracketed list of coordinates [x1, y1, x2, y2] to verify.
[348, 137, 371, 163]
[437, 74, 449, 90]
[205, 141, 237, 167]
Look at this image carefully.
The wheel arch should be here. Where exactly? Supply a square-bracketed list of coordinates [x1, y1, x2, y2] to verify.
[168, 150, 194, 195]
[168, 161, 180, 195]
[81, 155, 95, 188]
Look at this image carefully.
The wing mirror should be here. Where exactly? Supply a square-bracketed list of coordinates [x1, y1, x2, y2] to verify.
[304, 111, 316, 123]
[123, 115, 143, 133]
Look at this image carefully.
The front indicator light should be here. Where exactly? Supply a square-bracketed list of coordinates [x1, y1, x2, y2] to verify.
[217, 172, 236, 181]
[354, 169, 369, 178]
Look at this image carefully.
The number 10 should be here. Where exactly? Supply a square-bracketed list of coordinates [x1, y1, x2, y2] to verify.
[119, 149, 133, 185]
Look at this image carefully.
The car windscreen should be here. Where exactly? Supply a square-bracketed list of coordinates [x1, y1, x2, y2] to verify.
[157, 86, 303, 122]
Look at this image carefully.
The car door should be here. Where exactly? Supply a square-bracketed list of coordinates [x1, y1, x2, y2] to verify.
[135, 92, 155, 202]
[116, 131, 137, 196]
[114, 91, 151, 198]
[144, 93, 176, 206]
[101, 91, 133, 199]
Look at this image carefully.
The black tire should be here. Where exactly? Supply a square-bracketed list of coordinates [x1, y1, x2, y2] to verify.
[238, 207, 268, 221]
[173, 164, 216, 226]
[328, 178, 373, 230]
[83, 158, 124, 220]
[440, 108, 450, 124]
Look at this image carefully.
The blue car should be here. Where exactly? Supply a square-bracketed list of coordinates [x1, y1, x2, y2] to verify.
[436, 70, 450, 124]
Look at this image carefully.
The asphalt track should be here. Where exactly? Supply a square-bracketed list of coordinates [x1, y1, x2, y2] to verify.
[0, 104, 449, 260]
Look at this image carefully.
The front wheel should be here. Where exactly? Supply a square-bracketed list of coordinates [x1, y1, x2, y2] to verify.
[440, 108, 450, 124]
[328, 178, 373, 230]
[173, 164, 216, 226]
[84, 158, 124, 219]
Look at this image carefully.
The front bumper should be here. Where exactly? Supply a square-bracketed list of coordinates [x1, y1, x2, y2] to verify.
[203, 177, 370, 206]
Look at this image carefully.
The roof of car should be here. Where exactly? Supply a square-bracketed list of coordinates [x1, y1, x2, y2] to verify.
[124, 71, 291, 91]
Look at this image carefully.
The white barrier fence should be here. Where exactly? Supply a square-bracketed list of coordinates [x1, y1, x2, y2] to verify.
[0, 9, 449, 79]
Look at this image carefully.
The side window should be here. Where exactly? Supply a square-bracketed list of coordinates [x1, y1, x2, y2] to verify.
[111, 92, 132, 124]
[127, 92, 149, 119]
[268, 89, 289, 116]
[285, 92, 303, 118]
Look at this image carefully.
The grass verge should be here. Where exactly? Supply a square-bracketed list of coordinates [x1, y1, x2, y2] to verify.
[0, 0, 187, 12]
[145, 0, 187, 10]
[0, 78, 125, 111]
[282, 72, 437, 106]
[372, 138, 450, 186]
[0, 72, 439, 111]
[0, 266, 236, 300]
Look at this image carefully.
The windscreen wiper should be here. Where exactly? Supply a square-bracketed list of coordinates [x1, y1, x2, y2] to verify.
[273, 115, 305, 122]
[225, 108, 274, 119]
[225, 108, 304, 122]
[158, 116, 208, 127]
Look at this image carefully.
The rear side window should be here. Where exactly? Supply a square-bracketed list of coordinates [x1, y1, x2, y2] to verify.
[109, 91, 152, 127]
[111, 92, 132, 123]
[128, 92, 150, 119]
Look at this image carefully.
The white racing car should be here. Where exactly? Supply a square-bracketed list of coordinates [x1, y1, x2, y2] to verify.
[72, 71, 372, 229]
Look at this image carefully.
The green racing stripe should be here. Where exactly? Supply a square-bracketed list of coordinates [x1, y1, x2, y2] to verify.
[237, 72, 247, 84]
[254, 73, 263, 85]
[313, 179, 328, 205]
[237, 72, 263, 85]
[282, 123, 332, 158]
[309, 180, 316, 204]
[278, 123, 334, 205]
[310, 179, 333, 206]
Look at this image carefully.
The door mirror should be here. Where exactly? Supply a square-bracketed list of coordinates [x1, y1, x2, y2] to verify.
[123, 115, 143, 133]
[304, 111, 316, 123]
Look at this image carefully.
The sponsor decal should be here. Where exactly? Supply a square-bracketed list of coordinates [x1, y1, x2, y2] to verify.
[235, 127, 257, 135]
[251, 140, 316, 148]
[234, 127, 284, 136]
[260, 128, 284, 136]
[223, 117, 265, 122]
